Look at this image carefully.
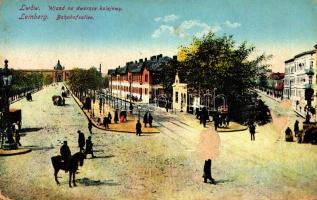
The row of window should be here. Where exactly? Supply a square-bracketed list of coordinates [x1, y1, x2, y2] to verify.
[111, 86, 149, 95]
[114, 74, 149, 83]
[284, 89, 303, 97]
[285, 61, 314, 74]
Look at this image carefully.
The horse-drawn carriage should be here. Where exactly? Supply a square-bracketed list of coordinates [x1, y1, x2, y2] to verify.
[52, 95, 64, 106]
[26, 92, 32, 101]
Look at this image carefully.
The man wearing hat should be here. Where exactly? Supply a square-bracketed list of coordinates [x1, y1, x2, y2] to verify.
[77, 130, 85, 152]
[85, 136, 96, 158]
[60, 140, 71, 172]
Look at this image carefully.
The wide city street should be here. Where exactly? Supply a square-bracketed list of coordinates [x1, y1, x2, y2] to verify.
[0, 84, 316, 200]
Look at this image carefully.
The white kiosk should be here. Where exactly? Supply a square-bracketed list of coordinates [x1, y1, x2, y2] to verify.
[172, 72, 188, 112]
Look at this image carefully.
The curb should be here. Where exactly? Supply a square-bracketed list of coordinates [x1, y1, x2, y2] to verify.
[0, 148, 32, 156]
[65, 85, 160, 134]
[217, 126, 248, 132]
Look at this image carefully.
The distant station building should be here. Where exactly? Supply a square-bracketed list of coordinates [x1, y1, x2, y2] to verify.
[107, 54, 177, 104]
[283, 45, 316, 112]
[18, 60, 72, 83]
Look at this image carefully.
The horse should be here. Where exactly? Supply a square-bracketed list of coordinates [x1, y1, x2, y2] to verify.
[51, 152, 85, 187]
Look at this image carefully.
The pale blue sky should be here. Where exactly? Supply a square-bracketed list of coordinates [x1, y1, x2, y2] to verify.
[0, 0, 316, 72]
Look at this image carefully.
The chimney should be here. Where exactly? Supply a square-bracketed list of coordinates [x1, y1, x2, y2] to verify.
[139, 59, 143, 63]
[173, 55, 177, 61]
[157, 54, 163, 60]
[151, 56, 156, 61]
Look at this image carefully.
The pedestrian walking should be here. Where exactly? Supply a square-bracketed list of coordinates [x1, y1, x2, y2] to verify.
[165, 102, 169, 112]
[15, 130, 21, 146]
[202, 159, 216, 184]
[136, 120, 142, 136]
[103, 116, 109, 129]
[77, 130, 85, 152]
[148, 113, 153, 128]
[202, 107, 207, 127]
[114, 110, 119, 123]
[108, 112, 112, 124]
[129, 103, 134, 114]
[249, 122, 256, 141]
[88, 119, 93, 134]
[143, 112, 148, 127]
[285, 127, 293, 142]
[213, 113, 218, 131]
[84, 136, 96, 158]
[294, 120, 299, 137]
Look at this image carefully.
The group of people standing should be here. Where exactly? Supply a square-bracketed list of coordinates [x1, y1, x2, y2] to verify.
[135, 111, 154, 136]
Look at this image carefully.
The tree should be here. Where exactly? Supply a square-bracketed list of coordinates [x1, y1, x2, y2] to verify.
[178, 32, 271, 123]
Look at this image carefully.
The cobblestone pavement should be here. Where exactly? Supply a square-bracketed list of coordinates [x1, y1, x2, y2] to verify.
[0, 84, 316, 200]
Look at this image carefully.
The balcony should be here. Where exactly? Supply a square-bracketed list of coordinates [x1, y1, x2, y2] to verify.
[305, 83, 313, 89]
[305, 67, 314, 75]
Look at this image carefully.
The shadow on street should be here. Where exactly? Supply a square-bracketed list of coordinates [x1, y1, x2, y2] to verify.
[77, 178, 120, 186]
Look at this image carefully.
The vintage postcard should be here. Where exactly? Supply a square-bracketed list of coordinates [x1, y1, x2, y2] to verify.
[0, 0, 316, 199]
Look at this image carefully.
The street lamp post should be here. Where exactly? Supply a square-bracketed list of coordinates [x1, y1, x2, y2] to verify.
[213, 88, 217, 111]
[1, 59, 15, 150]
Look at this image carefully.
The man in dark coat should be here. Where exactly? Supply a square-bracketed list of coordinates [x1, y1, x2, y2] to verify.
[108, 112, 112, 124]
[85, 136, 96, 158]
[148, 113, 153, 128]
[203, 159, 216, 184]
[249, 123, 256, 141]
[129, 103, 134, 114]
[214, 113, 219, 131]
[294, 120, 299, 137]
[143, 112, 148, 127]
[60, 141, 71, 171]
[136, 120, 142, 136]
[103, 116, 109, 129]
[77, 130, 85, 152]
[114, 110, 119, 123]
[88, 120, 93, 134]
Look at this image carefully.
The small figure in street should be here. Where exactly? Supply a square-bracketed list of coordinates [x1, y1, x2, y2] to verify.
[165, 102, 169, 112]
[103, 116, 109, 129]
[143, 112, 149, 127]
[108, 112, 112, 124]
[294, 120, 299, 137]
[62, 97, 65, 106]
[136, 120, 142, 136]
[148, 113, 153, 128]
[15, 130, 21, 146]
[213, 113, 219, 131]
[114, 110, 119, 123]
[77, 130, 85, 153]
[201, 107, 208, 127]
[285, 127, 293, 142]
[85, 136, 96, 158]
[88, 119, 93, 134]
[60, 141, 72, 172]
[249, 122, 256, 141]
[202, 159, 216, 184]
[129, 103, 134, 114]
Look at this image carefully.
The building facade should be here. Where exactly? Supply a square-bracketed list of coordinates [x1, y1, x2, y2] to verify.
[283, 46, 316, 113]
[18, 60, 72, 83]
[108, 54, 176, 104]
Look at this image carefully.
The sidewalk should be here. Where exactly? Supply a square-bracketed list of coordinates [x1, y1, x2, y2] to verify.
[0, 148, 31, 156]
[255, 89, 282, 103]
[70, 91, 160, 134]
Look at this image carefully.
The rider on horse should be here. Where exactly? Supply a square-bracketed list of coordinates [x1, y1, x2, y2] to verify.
[60, 141, 71, 172]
